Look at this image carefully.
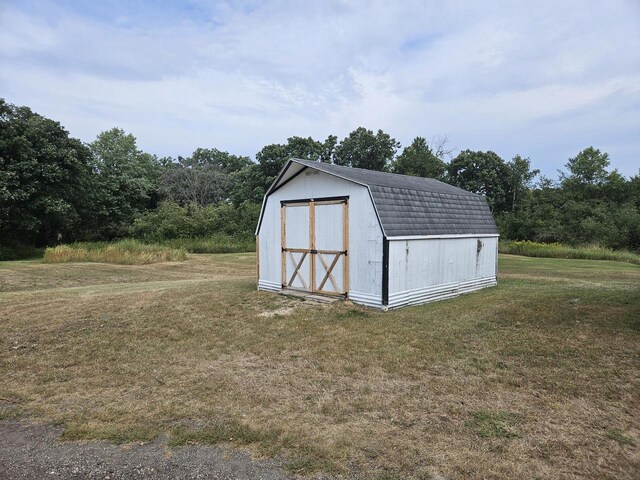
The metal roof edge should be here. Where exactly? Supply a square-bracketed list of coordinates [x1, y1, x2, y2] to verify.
[255, 159, 297, 235]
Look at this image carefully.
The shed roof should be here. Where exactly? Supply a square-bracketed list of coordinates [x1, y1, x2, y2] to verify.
[259, 158, 498, 237]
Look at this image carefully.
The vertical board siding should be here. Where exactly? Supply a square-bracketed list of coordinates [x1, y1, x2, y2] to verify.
[387, 236, 498, 308]
[258, 170, 383, 303]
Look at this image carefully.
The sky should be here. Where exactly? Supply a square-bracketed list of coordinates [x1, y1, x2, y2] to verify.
[1, 0, 639, 177]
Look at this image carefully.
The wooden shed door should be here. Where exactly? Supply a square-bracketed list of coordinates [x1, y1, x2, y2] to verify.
[281, 198, 349, 296]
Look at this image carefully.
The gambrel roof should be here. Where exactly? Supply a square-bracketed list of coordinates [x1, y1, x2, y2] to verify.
[257, 158, 498, 237]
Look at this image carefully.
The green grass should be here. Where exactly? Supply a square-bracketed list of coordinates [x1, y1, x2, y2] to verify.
[499, 240, 640, 265]
[606, 429, 636, 447]
[43, 239, 187, 265]
[1, 254, 638, 479]
[468, 410, 520, 438]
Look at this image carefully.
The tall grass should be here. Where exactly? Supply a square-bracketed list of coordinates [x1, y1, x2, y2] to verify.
[41, 235, 254, 265]
[499, 240, 640, 265]
[43, 240, 187, 265]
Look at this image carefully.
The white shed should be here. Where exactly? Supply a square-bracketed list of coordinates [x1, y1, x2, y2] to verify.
[255, 159, 499, 309]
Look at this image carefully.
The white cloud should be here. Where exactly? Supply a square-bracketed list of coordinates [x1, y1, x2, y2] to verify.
[1, 0, 639, 175]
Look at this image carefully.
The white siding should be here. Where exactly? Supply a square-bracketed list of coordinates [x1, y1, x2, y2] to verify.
[387, 236, 498, 308]
[258, 170, 383, 304]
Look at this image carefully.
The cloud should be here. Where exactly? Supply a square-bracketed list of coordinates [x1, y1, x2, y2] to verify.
[1, 0, 639, 176]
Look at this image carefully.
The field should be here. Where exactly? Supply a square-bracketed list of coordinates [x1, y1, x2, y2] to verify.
[499, 240, 640, 265]
[1, 254, 638, 479]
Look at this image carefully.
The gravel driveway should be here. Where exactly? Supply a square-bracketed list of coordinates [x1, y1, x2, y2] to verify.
[0, 419, 294, 479]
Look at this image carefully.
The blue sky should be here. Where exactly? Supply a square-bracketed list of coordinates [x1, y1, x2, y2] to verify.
[1, 0, 639, 177]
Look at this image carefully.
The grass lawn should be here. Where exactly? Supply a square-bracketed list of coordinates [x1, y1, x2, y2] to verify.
[1, 254, 638, 479]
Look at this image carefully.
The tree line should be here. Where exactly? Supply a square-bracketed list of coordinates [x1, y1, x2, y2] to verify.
[1, 98, 639, 257]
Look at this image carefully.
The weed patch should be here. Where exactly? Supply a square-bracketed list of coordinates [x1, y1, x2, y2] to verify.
[43, 240, 187, 265]
[499, 240, 640, 265]
[169, 419, 278, 448]
[284, 455, 325, 475]
[606, 429, 636, 447]
[468, 410, 520, 438]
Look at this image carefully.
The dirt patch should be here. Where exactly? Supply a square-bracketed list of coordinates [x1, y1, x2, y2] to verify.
[257, 296, 327, 317]
[258, 306, 299, 318]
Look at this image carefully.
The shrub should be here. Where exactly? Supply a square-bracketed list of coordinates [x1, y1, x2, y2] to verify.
[162, 235, 255, 254]
[0, 244, 44, 261]
[129, 201, 260, 241]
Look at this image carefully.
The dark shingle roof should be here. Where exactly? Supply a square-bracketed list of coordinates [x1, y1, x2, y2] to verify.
[369, 185, 498, 236]
[271, 159, 498, 237]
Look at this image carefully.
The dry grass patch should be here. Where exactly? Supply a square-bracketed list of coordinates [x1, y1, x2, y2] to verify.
[0, 253, 254, 293]
[43, 240, 187, 265]
[0, 253, 639, 479]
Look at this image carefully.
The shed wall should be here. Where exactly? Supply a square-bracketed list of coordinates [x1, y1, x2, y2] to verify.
[387, 236, 498, 308]
[258, 170, 383, 307]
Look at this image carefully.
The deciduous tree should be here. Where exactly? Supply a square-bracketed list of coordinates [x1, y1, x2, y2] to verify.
[333, 127, 400, 171]
[507, 155, 539, 212]
[0, 99, 93, 246]
[448, 150, 511, 213]
[392, 136, 446, 179]
[562, 147, 610, 186]
[161, 148, 251, 207]
[89, 128, 161, 238]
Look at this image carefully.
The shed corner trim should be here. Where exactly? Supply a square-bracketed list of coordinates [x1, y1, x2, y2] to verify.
[382, 237, 389, 306]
